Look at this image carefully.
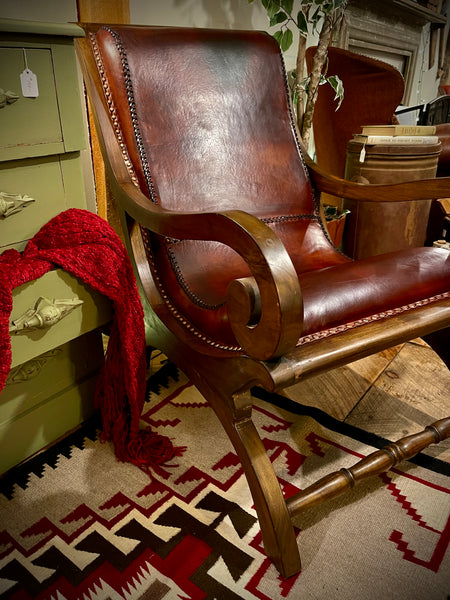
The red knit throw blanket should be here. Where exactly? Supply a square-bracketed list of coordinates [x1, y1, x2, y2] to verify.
[0, 209, 183, 475]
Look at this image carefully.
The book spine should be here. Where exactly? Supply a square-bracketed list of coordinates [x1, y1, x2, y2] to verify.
[393, 126, 435, 135]
[354, 135, 439, 145]
[361, 126, 436, 136]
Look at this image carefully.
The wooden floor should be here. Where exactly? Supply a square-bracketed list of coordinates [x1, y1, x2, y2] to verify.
[281, 339, 450, 463]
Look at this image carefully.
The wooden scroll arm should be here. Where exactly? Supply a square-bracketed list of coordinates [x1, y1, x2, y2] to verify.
[76, 39, 302, 361]
[121, 186, 303, 361]
[302, 149, 450, 203]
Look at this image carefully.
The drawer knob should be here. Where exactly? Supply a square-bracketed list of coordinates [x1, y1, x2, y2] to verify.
[9, 296, 84, 333]
[0, 191, 35, 218]
[0, 88, 19, 108]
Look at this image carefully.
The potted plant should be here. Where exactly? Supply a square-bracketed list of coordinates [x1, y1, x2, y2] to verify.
[248, 0, 347, 149]
[323, 203, 349, 247]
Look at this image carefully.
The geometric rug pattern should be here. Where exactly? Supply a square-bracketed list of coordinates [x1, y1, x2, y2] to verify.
[0, 353, 449, 599]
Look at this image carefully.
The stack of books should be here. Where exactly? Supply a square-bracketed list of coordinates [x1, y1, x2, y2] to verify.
[353, 124, 439, 146]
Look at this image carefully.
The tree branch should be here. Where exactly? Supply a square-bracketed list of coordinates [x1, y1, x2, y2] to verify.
[301, 13, 333, 146]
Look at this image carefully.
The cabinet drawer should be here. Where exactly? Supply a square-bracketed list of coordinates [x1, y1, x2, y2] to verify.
[0, 330, 104, 473]
[0, 46, 63, 158]
[0, 154, 86, 251]
[0, 34, 85, 162]
[10, 269, 112, 368]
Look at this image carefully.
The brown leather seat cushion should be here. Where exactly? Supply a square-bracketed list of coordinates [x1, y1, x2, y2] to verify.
[154, 232, 450, 350]
[92, 26, 449, 354]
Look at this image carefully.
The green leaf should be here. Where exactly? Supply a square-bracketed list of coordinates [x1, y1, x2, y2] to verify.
[263, 0, 279, 19]
[262, 0, 277, 15]
[297, 10, 308, 34]
[273, 30, 284, 46]
[298, 75, 311, 93]
[311, 5, 321, 22]
[280, 28, 293, 51]
[273, 28, 293, 53]
[280, 0, 294, 13]
[270, 11, 288, 26]
[327, 74, 344, 110]
[330, 0, 347, 8]
[248, 0, 254, 3]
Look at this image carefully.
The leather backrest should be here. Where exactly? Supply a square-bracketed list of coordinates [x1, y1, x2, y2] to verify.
[306, 46, 405, 178]
[90, 25, 315, 217]
[86, 25, 347, 351]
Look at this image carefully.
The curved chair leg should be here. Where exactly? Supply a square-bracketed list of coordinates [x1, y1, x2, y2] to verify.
[201, 384, 301, 578]
[146, 318, 301, 577]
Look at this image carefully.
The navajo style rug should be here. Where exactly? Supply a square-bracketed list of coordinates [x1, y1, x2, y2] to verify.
[0, 353, 449, 600]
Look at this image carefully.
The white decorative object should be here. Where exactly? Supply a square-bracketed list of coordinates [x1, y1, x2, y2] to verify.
[0, 191, 35, 217]
[0, 88, 19, 108]
[9, 297, 83, 333]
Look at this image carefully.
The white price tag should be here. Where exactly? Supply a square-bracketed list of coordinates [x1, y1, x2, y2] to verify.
[20, 68, 39, 98]
[359, 145, 366, 163]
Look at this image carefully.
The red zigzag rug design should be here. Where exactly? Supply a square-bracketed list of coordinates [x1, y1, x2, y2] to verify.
[0, 354, 449, 600]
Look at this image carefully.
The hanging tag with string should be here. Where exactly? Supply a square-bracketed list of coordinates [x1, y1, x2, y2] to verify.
[20, 49, 39, 98]
[359, 143, 366, 163]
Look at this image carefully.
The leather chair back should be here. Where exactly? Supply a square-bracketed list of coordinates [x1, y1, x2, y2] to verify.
[306, 46, 405, 179]
[90, 26, 346, 347]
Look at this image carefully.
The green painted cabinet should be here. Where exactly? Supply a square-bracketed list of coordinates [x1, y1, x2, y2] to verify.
[0, 19, 112, 474]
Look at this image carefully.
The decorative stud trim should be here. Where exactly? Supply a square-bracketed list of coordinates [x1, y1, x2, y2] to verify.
[90, 32, 141, 190]
[98, 27, 159, 203]
[90, 29, 450, 356]
[295, 292, 450, 347]
[141, 227, 240, 352]
[163, 214, 320, 310]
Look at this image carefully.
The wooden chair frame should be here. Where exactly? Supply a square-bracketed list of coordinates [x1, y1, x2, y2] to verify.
[76, 26, 450, 578]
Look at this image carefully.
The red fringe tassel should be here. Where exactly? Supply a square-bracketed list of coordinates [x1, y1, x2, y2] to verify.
[0, 209, 184, 475]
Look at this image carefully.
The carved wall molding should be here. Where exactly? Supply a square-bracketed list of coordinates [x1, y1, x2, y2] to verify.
[340, 0, 433, 105]
[5, 349, 62, 385]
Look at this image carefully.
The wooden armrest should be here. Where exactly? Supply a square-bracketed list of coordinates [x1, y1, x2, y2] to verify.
[122, 184, 303, 360]
[78, 43, 302, 360]
[303, 150, 450, 202]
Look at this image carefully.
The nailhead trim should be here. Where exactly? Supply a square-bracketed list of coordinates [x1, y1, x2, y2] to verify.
[96, 28, 159, 203]
[277, 55, 347, 253]
[91, 29, 450, 356]
[295, 292, 450, 347]
[166, 243, 223, 310]
[164, 214, 319, 309]
[141, 228, 241, 352]
[90, 32, 141, 189]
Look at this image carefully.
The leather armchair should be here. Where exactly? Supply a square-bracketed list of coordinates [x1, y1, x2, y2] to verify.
[305, 45, 404, 180]
[76, 25, 450, 578]
[306, 46, 450, 184]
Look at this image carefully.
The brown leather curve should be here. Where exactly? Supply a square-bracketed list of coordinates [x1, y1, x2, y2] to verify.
[96, 26, 314, 214]
[306, 46, 405, 180]
[87, 25, 450, 354]
[299, 247, 450, 336]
